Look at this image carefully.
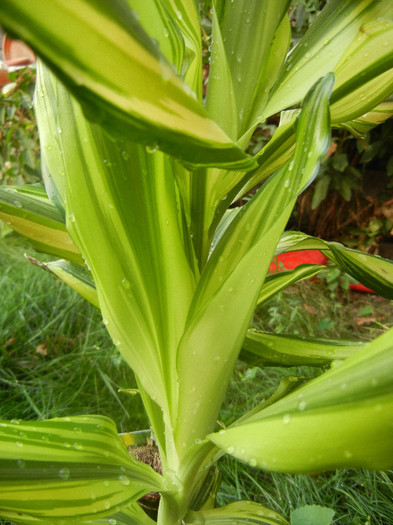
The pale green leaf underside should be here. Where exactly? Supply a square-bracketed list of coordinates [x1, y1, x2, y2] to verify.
[43, 259, 98, 307]
[240, 330, 363, 368]
[209, 327, 393, 473]
[337, 99, 393, 137]
[0, 0, 254, 169]
[257, 264, 323, 306]
[0, 416, 164, 522]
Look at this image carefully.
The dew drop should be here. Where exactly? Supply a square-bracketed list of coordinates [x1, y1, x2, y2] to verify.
[13, 200, 23, 208]
[227, 446, 235, 454]
[146, 143, 159, 154]
[283, 414, 291, 424]
[108, 520, 117, 525]
[121, 278, 130, 289]
[249, 458, 257, 467]
[69, 213, 76, 223]
[17, 459, 26, 468]
[15, 441, 23, 448]
[298, 400, 307, 411]
[118, 475, 130, 486]
[113, 339, 121, 347]
[284, 179, 290, 188]
[59, 467, 70, 480]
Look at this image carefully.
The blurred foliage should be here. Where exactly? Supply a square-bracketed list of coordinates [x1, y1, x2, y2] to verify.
[0, 67, 41, 185]
[292, 119, 393, 253]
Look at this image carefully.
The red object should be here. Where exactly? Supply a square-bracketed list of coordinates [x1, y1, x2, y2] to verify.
[348, 283, 375, 294]
[0, 35, 36, 87]
[269, 250, 328, 273]
[269, 250, 375, 294]
[2, 35, 36, 67]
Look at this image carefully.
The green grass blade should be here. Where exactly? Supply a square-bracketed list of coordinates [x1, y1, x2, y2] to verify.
[0, 185, 82, 265]
[240, 330, 364, 368]
[209, 327, 393, 473]
[0, 0, 254, 169]
[278, 232, 393, 299]
[0, 416, 164, 522]
[185, 501, 289, 524]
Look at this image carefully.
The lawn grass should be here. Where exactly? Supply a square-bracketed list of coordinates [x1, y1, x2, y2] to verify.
[0, 235, 147, 430]
[0, 235, 392, 524]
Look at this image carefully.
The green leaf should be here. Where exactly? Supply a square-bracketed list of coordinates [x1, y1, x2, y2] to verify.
[0, 184, 82, 264]
[0, 416, 164, 523]
[174, 75, 334, 455]
[277, 232, 393, 299]
[207, 0, 291, 140]
[311, 175, 331, 209]
[257, 264, 323, 306]
[290, 505, 335, 525]
[34, 258, 99, 308]
[209, 327, 393, 473]
[264, 0, 393, 119]
[330, 19, 393, 124]
[0, 0, 254, 169]
[34, 63, 197, 450]
[126, 0, 203, 98]
[185, 501, 289, 525]
[240, 330, 363, 367]
[337, 99, 393, 137]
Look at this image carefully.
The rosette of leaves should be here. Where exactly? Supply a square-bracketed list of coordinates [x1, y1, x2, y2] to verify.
[0, 1, 392, 524]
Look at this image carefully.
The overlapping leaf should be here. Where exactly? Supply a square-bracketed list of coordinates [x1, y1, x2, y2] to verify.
[0, 416, 164, 523]
[0, 184, 82, 264]
[0, 0, 253, 169]
[185, 501, 289, 525]
[264, 0, 393, 118]
[174, 75, 333, 455]
[277, 232, 393, 299]
[240, 330, 363, 368]
[34, 62, 197, 442]
[256, 264, 323, 306]
[209, 327, 393, 473]
[207, 0, 290, 140]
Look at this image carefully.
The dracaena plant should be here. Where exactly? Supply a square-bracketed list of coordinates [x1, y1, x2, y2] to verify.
[0, 1, 393, 524]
